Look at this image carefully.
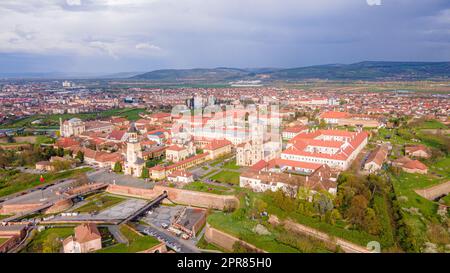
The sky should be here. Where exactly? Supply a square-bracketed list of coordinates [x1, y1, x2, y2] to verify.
[0, 0, 449, 74]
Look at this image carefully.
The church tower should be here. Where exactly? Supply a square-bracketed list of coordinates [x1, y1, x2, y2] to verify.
[124, 122, 144, 177]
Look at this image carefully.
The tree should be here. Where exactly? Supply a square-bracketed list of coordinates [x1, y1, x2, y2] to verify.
[346, 194, 368, 227]
[318, 119, 327, 129]
[141, 167, 149, 179]
[51, 159, 72, 171]
[254, 199, 267, 214]
[42, 233, 62, 253]
[113, 161, 122, 173]
[314, 193, 334, 216]
[75, 151, 84, 163]
[56, 147, 64, 157]
[364, 208, 381, 235]
[73, 173, 89, 187]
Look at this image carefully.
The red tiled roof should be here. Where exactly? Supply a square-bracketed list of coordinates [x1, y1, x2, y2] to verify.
[203, 139, 232, 150]
[74, 223, 101, 244]
[166, 145, 186, 152]
[404, 159, 428, 170]
[107, 130, 127, 141]
[320, 111, 350, 119]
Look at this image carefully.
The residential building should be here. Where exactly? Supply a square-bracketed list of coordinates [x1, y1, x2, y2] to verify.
[63, 223, 102, 253]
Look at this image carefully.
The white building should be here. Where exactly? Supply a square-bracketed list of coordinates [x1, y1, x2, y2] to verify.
[281, 129, 368, 170]
[60, 118, 85, 137]
[124, 123, 145, 177]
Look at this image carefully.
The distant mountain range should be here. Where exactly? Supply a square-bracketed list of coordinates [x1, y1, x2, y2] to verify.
[131, 61, 450, 82]
[1, 61, 448, 81]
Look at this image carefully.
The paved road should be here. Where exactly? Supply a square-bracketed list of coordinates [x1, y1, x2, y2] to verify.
[88, 169, 154, 189]
[136, 224, 200, 253]
[108, 225, 128, 244]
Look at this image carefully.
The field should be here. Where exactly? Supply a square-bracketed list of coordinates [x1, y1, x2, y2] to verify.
[23, 227, 74, 253]
[0, 108, 148, 129]
[183, 181, 234, 195]
[208, 211, 336, 253]
[196, 235, 227, 252]
[210, 170, 240, 185]
[222, 159, 241, 170]
[256, 192, 381, 248]
[0, 167, 92, 198]
[391, 156, 450, 249]
[97, 225, 160, 253]
[73, 194, 125, 213]
[0, 135, 54, 145]
[0, 238, 9, 245]
[0, 214, 12, 220]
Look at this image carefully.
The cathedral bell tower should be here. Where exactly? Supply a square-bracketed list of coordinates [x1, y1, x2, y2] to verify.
[124, 122, 144, 177]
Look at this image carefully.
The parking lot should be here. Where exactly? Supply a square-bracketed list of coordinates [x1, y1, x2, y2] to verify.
[49, 198, 148, 222]
[141, 205, 184, 228]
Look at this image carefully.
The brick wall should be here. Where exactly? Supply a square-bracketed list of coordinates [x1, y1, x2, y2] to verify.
[0, 203, 44, 214]
[415, 181, 450, 200]
[106, 184, 239, 210]
[204, 223, 266, 253]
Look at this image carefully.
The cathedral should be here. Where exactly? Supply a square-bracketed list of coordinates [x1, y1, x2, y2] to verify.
[124, 123, 145, 177]
[60, 117, 85, 137]
[236, 138, 264, 166]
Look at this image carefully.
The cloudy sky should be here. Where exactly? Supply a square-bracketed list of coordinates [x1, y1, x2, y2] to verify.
[0, 0, 449, 74]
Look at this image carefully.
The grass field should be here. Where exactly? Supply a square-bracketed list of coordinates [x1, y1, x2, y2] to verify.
[390, 156, 450, 249]
[23, 227, 74, 253]
[415, 120, 447, 129]
[97, 225, 160, 253]
[392, 156, 449, 217]
[208, 212, 301, 253]
[256, 192, 381, 248]
[196, 235, 227, 252]
[222, 159, 241, 170]
[0, 167, 92, 198]
[441, 194, 450, 206]
[0, 238, 9, 245]
[0, 108, 148, 129]
[210, 170, 240, 185]
[183, 181, 233, 195]
[74, 194, 125, 213]
[0, 214, 12, 220]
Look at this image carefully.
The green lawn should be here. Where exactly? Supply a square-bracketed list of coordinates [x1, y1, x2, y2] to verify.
[0, 108, 147, 129]
[210, 170, 240, 185]
[223, 159, 241, 170]
[74, 194, 125, 213]
[183, 181, 233, 195]
[257, 192, 380, 248]
[0, 167, 92, 198]
[392, 172, 440, 219]
[97, 225, 160, 253]
[415, 119, 447, 129]
[0, 237, 9, 245]
[441, 194, 450, 206]
[201, 169, 219, 178]
[196, 234, 227, 252]
[0, 214, 12, 220]
[374, 128, 415, 145]
[208, 212, 301, 253]
[23, 227, 74, 253]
